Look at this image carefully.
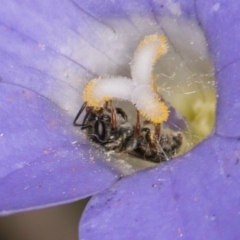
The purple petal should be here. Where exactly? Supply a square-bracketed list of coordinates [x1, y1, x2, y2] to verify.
[81, 135, 240, 239]
[196, 0, 240, 137]
[80, 0, 240, 239]
[164, 105, 187, 131]
[0, 0, 128, 214]
[0, 0, 131, 115]
[0, 83, 119, 215]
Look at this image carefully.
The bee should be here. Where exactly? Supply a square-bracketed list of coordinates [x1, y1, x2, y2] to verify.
[74, 102, 183, 163]
[74, 34, 184, 163]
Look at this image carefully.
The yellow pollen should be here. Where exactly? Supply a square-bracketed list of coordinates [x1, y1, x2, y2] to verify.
[138, 34, 169, 66]
[82, 34, 170, 124]
[83, 79, 112, 107]
[139, 95, 169, 123]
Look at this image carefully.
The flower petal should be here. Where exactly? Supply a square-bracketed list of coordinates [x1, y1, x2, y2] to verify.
[79, 1, 240, 239]
[196, 0, 240, 137]
[0, 0, 133, 117]
[80, 135, 240, 239]
[0, 83, 119, 215]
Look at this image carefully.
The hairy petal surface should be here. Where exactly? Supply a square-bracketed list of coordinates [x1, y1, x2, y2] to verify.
[0, 83, 119, 215]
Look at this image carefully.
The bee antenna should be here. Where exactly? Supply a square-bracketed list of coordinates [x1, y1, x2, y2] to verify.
[73, 102, 88, 126]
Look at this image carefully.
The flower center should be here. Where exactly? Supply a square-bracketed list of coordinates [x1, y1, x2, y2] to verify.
[74, 18, 216, 174]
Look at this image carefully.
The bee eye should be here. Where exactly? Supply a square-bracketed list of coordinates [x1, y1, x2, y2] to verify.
[94, 120, 106, 142]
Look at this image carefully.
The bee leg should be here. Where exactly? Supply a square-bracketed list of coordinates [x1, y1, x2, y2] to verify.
[104, 101, 109, 109]
[134, 110, 141, 138]
[153, 123, 162, 152]
[154, 123, 161, 141]
[104, 101, 127, 122]
[110, 101, 117, 129]
[73, 102, 88, 126]
[80, 108, 94, 129]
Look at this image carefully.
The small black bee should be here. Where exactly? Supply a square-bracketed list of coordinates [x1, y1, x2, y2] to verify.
[74, 102, 183, 163]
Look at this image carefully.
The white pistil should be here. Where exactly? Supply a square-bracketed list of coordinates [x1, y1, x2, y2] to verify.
[83, 34, 169, 124]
